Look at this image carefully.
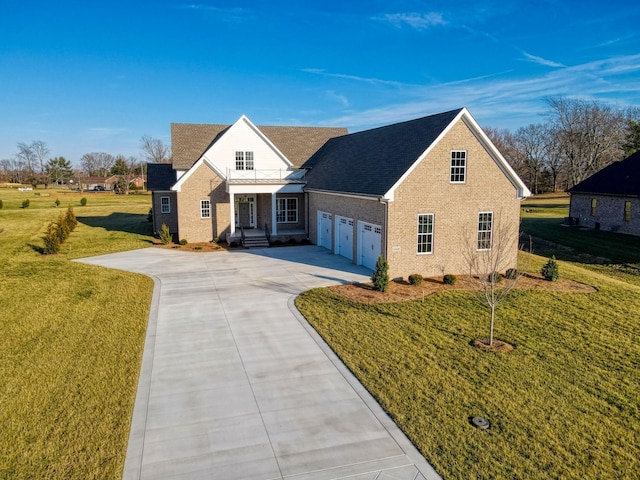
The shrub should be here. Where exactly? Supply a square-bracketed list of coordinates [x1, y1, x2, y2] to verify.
[0, 199, 3, 209]
[541, 256, 560, 281]
[408, 273, 423, 286]
[56, 213, 71, 243]
[301, 238, 312, 245]
[54, 198, 60, 207]
[229, 241, 238, 248]
[273, 239, 283, 245]
[488, 271, 503, 283]
[65, 207, 78, 230]
[179, 239, 188, 245]
[505, 268, 519, 280]
[159, 223, 172, 245]
[371, 255, 390, 292]
[288, 238, 297, 244]
[80, 197, 87, 206]
[443, 274, 456, 285]
[147, 208, 153, 222]
[42, 223, 61, 254]
[213, 237, 221, 243]
[21, 199, 30, 208]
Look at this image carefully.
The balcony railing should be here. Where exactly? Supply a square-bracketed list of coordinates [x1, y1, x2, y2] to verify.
[226, 168, 307, 184]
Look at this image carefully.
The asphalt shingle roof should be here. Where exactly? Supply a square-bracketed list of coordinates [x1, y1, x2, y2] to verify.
[147, 163, 177, 191]
[171, 123, 347, 170]
[302, 108, 463, 197]
[569, 151, 640, 197]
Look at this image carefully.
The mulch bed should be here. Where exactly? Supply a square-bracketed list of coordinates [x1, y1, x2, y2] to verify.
[329, 273, 597, 304]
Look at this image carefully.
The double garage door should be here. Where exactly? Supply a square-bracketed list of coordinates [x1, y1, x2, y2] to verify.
[317, 211, 381, 271]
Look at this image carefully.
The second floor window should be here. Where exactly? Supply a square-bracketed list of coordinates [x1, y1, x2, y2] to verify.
[450, 150, 466, 183]
[235, 151, 254, 170]
[591, 198, 597, 216]
[624, 201, 631, 221]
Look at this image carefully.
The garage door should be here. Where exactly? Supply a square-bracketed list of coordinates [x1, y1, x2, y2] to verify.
[317, 211, 332, 250]
[335, 216, 354, 261]
[358, 221, 382, 270]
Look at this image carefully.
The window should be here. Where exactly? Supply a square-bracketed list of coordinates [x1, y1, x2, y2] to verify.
[591, 198, 597, 216]
[477, 212, 493, 250]
[417, 214, 434, 254]
[160, 196, 170, 214]
[245, 151, 254, 170]
[450, 150, 467, 183]
[235, 151, 245, 170]
[235, 151, 254, 170]
[276, 198, 298, 223]
[624, 201, 631, 221]
[200, 199, 211, 219]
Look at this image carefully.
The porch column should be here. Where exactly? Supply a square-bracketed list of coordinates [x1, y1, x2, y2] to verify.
[229, 192, 235, 238]
[271, 193, 278, 235]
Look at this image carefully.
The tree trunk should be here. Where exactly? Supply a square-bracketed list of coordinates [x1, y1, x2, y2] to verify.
[489, 304, 495, 346]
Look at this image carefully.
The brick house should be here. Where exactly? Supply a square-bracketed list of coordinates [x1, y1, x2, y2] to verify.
[149, 108, 530, 277]
[568, 151, 640, 236]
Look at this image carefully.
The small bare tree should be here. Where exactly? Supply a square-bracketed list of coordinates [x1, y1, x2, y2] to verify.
[463, 211, 522, 347]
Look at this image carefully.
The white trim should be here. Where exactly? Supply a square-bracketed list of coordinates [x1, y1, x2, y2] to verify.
[200, 199, 211, 219]
[160, 196, 171, 214]
[477, 211, 493, 251]
[304, 188, 383, 202]
[417, 213, 434, 255]
[383, 108, 531, 201]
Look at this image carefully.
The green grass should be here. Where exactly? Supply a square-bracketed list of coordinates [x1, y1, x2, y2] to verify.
[521, 193, 640, 286]
[296, 257, 640, 479]
[296, 193, 640, 479]
[0, 188, 154, 479]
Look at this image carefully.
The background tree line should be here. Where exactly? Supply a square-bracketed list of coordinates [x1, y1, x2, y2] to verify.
[487, 97, 640, 194]
[0, 135, 171, 190]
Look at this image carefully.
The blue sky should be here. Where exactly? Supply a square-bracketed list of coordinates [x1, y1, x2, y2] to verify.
[1, 0, 639, 165]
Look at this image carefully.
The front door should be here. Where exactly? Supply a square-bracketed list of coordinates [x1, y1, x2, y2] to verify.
[235, 196, 255, 228]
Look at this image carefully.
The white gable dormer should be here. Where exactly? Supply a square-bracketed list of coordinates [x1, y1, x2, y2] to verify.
[173, 115, 295, 192]
[202, 115, 292, 175]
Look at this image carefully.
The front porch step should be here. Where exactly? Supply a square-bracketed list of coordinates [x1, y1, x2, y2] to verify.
[242, 236, 270, 248]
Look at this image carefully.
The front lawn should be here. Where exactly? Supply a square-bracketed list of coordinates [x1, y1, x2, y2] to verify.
[296, 253, 640, 479]
[0, 189, 154, 479]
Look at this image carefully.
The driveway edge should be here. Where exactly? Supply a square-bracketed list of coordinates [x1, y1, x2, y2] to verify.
[122, 273, 161, 480]
[287, 295, 443, 480]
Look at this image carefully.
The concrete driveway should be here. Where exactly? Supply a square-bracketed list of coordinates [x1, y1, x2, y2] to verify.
[79, 246, 441, 480]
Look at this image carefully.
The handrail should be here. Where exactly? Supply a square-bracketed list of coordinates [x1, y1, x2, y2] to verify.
[239, 224, 246, 247]
[264, 222, 271, 242]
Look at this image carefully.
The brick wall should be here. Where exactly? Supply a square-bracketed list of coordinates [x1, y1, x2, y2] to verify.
[151, 191, 178, 238]
[387, 121, 521, 278]
[570, 193, 640, 236]
[176, 163, 228, 242]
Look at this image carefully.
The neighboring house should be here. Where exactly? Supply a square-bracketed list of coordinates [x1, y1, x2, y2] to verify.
[80, 177, 112, 191]
[568, 151, 640, 236]
[149, 108, 530, 277]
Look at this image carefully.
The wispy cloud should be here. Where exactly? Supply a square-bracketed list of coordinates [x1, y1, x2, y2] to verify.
[302, 68, 419, 88]
[180, 4, 253, 22]
[320, 53, 640, 131]
[522, 52, 566, 68]
[375, 12, 447, 30]
[325, 90, 349, 107]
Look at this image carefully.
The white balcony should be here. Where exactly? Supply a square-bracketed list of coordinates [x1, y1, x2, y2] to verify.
[226, 168, 306, 185]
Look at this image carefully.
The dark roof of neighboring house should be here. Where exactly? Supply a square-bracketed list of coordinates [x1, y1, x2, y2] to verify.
[147, 163, 177, 191]
[302, 108, 463, 197]
[171, 122, 348, 170]
[569, 151, 640, 197]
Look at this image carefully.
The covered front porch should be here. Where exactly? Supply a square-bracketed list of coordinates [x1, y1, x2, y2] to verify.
[226, 174, 308, 246]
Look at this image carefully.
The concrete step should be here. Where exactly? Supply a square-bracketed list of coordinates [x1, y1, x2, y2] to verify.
[242, 236, 270, 248]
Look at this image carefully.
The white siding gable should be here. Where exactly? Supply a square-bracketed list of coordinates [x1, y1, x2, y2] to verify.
[201, 115, 292, 174]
